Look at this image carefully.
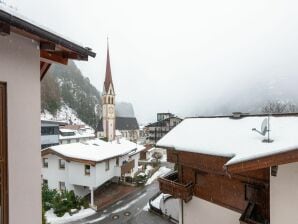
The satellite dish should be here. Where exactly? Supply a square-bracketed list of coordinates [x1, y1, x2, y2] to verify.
[260, 118, 268, 136]
[252, 116, 273, 143]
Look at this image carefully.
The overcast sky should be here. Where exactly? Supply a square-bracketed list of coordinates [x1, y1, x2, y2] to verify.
[7, 0, 298, 123]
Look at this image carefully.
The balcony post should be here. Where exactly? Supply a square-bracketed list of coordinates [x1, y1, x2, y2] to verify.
[90, 186, 94, 207]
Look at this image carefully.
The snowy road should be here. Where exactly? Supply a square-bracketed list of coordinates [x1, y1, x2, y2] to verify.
[68, 181, 172, 224]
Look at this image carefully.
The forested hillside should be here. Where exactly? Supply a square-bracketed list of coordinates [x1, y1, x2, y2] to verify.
[41, 61, 136, 129]
[41, 61, 101, 129]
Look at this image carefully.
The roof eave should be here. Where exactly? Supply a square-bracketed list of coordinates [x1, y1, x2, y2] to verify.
[226, 148, 298, 174]
[0, 9, 96, 58]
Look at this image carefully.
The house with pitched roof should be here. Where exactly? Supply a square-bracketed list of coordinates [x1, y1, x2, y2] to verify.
[157, 113, 298, 224]
[41, 138, 144, 207]
[0, 5, 95, 224]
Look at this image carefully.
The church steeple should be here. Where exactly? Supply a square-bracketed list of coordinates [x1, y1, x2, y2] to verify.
[103, 41, 114, 94]
[102, 39, 116, 141]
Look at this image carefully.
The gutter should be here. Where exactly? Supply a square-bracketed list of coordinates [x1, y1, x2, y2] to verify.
[0, 9, 96, 58]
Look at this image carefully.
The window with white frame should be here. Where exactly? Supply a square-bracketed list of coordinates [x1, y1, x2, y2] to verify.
[43, 158, 48, 168]
[85, 164, 90, 175]
[59, 159, 65, 169]
[59, 181, 66, 191]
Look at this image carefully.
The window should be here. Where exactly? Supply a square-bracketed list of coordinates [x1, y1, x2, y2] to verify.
[105, 160, 110, 171]
[116, 158, 119, 167]
[85, 165, 90, 176]
[41, 126, 59, 136]
[43, 179, 48, 185]
[59, 159, 65, 169]
[67, 139, 71, 144]
[43, 158, 48, 168]
[59, 181, 66, 191]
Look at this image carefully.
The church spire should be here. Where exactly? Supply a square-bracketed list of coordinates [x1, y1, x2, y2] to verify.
[104, 39, 114, 93]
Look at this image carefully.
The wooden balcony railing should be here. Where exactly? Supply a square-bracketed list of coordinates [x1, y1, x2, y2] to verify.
[158, 171, 193, 202]
[121, 160, 135, 175]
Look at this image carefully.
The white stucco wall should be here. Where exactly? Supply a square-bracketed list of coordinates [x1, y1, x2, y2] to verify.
[0, 33, 41, 224]
[95, 158, 118, 186]
[270, 162, 298, 224]
[183, 197, 240, 224]
[41, 135, 59, 145]
[68, 161, 96, 187]
[42, 154, 68, 189]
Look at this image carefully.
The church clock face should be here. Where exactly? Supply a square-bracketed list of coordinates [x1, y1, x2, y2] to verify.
[108, 106, 113, 114]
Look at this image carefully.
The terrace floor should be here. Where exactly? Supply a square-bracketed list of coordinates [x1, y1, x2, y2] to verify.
[92, 183, 138, 211]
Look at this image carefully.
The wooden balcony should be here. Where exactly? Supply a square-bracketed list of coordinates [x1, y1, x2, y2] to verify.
[121, 160, 135, 175]
[158, 171, 193, 202]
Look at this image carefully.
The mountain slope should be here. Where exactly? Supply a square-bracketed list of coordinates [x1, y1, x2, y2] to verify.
[41, 61, 136, 129]
[41, 61, 101, 129]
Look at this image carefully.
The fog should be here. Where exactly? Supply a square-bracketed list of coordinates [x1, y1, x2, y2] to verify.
[8, 0, 298, 123]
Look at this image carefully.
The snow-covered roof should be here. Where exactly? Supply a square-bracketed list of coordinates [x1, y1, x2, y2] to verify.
[60, 129, 75, 133]
[43, 138, 144, 162]
[59, 129, 95, 140]
[157, 115, 298, 165]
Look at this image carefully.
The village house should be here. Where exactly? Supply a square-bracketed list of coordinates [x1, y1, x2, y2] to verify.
[59, 127, 95, 144]
[41, 119, 69, 149]
[41, 138, 144, 207]
[146, 113, 182, 144]
[41, 120, 61, 149]
[157, 113, 298, 224]
[0, 5, 95, 224]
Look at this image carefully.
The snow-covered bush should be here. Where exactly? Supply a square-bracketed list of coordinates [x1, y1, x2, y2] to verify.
[42, 184, 88, 218]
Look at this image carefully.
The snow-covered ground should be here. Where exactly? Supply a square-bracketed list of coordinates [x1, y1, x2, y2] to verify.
[112, 193, 146, 213]
[45, 208, 96, 224]
[145, 167, 171, 185]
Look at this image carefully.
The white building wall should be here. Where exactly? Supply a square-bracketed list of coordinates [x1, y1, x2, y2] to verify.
[270, 162, 298, 224]
[42, 154, 68, 190]
[183, 197, 240, 224]
[95, 158, 118, 186]
[41, 135, 59, 145]
[0, 33, 41, 224]
[68, 161, 96, 187]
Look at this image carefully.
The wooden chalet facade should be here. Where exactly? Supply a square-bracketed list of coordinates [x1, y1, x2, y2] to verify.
[157, 113, 298, 224]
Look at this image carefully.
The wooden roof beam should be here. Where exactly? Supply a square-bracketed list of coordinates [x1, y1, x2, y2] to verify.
[40, 62, 51, 81]
[40, 41, 56, 51]
[0, 21, 10, 36]
[40, 50, 68, 65]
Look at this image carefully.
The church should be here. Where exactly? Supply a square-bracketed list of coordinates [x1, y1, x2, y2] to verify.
[97, 43, 139, 142]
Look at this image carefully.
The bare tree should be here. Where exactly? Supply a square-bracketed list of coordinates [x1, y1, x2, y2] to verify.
[152, 151, 163, 163]
[262, 100, 297, 113]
